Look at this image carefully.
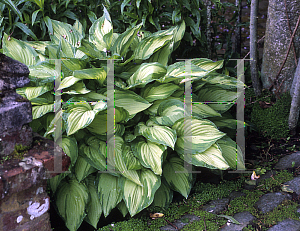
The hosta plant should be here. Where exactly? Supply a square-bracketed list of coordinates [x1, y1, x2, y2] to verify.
[2, 6, 246, 231]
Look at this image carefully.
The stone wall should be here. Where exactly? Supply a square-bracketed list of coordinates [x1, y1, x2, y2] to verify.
[0, 53, 70, 231]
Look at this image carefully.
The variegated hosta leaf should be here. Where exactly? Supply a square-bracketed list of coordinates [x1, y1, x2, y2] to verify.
[61, 81, 91, 95]
[133, 34, 173, 60]
[162, 157, 193, 198]
[32, 104, 54, 120]
[74, 68, 106, 86]
[122, 169, 161, 216]
[62, 103, 96, 136]
[131, 137, 167, 175]
[108, 136, 142, 186]
[57, 76, 82, 90]
[208, 117, 246, 130]
[191, 58, 223, 72]
[50, 19, 83, 48]
[181, 143, 230, 170]
[86, 112, 107, 135]
[160, 61, 210, 84]
[78, 39, 106, 59]
[216, 136, 245, 170]
[151, 99, 187, 127]
[115, 106, 130, 123]
[74, 155, 97, 182]
[197, 85, 239, 113]
[135, 119, 177, 150]
[73, 20, 85, 38]
[2, 33, 40, 66]
[114, 89, 152, 115]
[23, 40, 53, 55]
[96, 173, 123, 218]
[59, 36, 75, 57]
[29, 62, 59, 84]
[111, 22, 143, 57]
[115, 123, 125, 136]
[61, 136, 78, 166]
[89, 7, 113, 51]
[43, 110, 64, 137]
[62, 58, 88, 71]
[126, 62, 167, 89]
[16, 84, 52, 100]
[130, 30, 152, 51]
[151, 179, 173, 208]
[141, 82, 179, 102]
[56, 177, 89, 231]
[122, 144, 142, 170]
[84, 175, 102, 229]
[192, 103, 221, 119]
[149, 21, 185, 66]
[79, 136, 107, 171]
[172, 117, 225, 155]
[117, 200, 129, 217]
[203, 72, 245, 90]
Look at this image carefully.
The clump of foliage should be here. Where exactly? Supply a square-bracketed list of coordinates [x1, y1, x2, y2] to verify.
[250, 91, 292, 140]
[2, 5, 246, 231]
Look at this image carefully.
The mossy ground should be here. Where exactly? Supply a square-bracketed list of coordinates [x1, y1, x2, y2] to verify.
[98, 170, 300, 231]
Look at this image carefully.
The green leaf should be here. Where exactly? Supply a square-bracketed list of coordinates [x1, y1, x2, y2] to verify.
[96, 173, 123, 217]
[162, 157, 193, 198]
[48, 172, 69, 194]
[84, 175, 102, 228]
[2, 0, 23, 22]
[56, 177, 89, 231]
[152, 180, 173, 208]
[16, 85, 52, 100]
[31, 9, 41, 26]
[44, 16, 53, 34]
[117, 200, 129, 217]
[172, 117, 226, 155]
[217, 214, 242, 224]
[74, 155, 97, 182]
[192, 103, 221, 119]
[135, 119, 177, 150]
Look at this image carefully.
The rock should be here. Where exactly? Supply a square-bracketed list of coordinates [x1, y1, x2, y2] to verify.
[220, 211, 257, 231]
[254, 192, 292, 214]
[267, 219, 300, 231]
[202, 197, 230, 214]
[274, 152, 300, 170]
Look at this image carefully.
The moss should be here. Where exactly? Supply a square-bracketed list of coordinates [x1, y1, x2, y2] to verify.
[249, 89, 292, 140]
